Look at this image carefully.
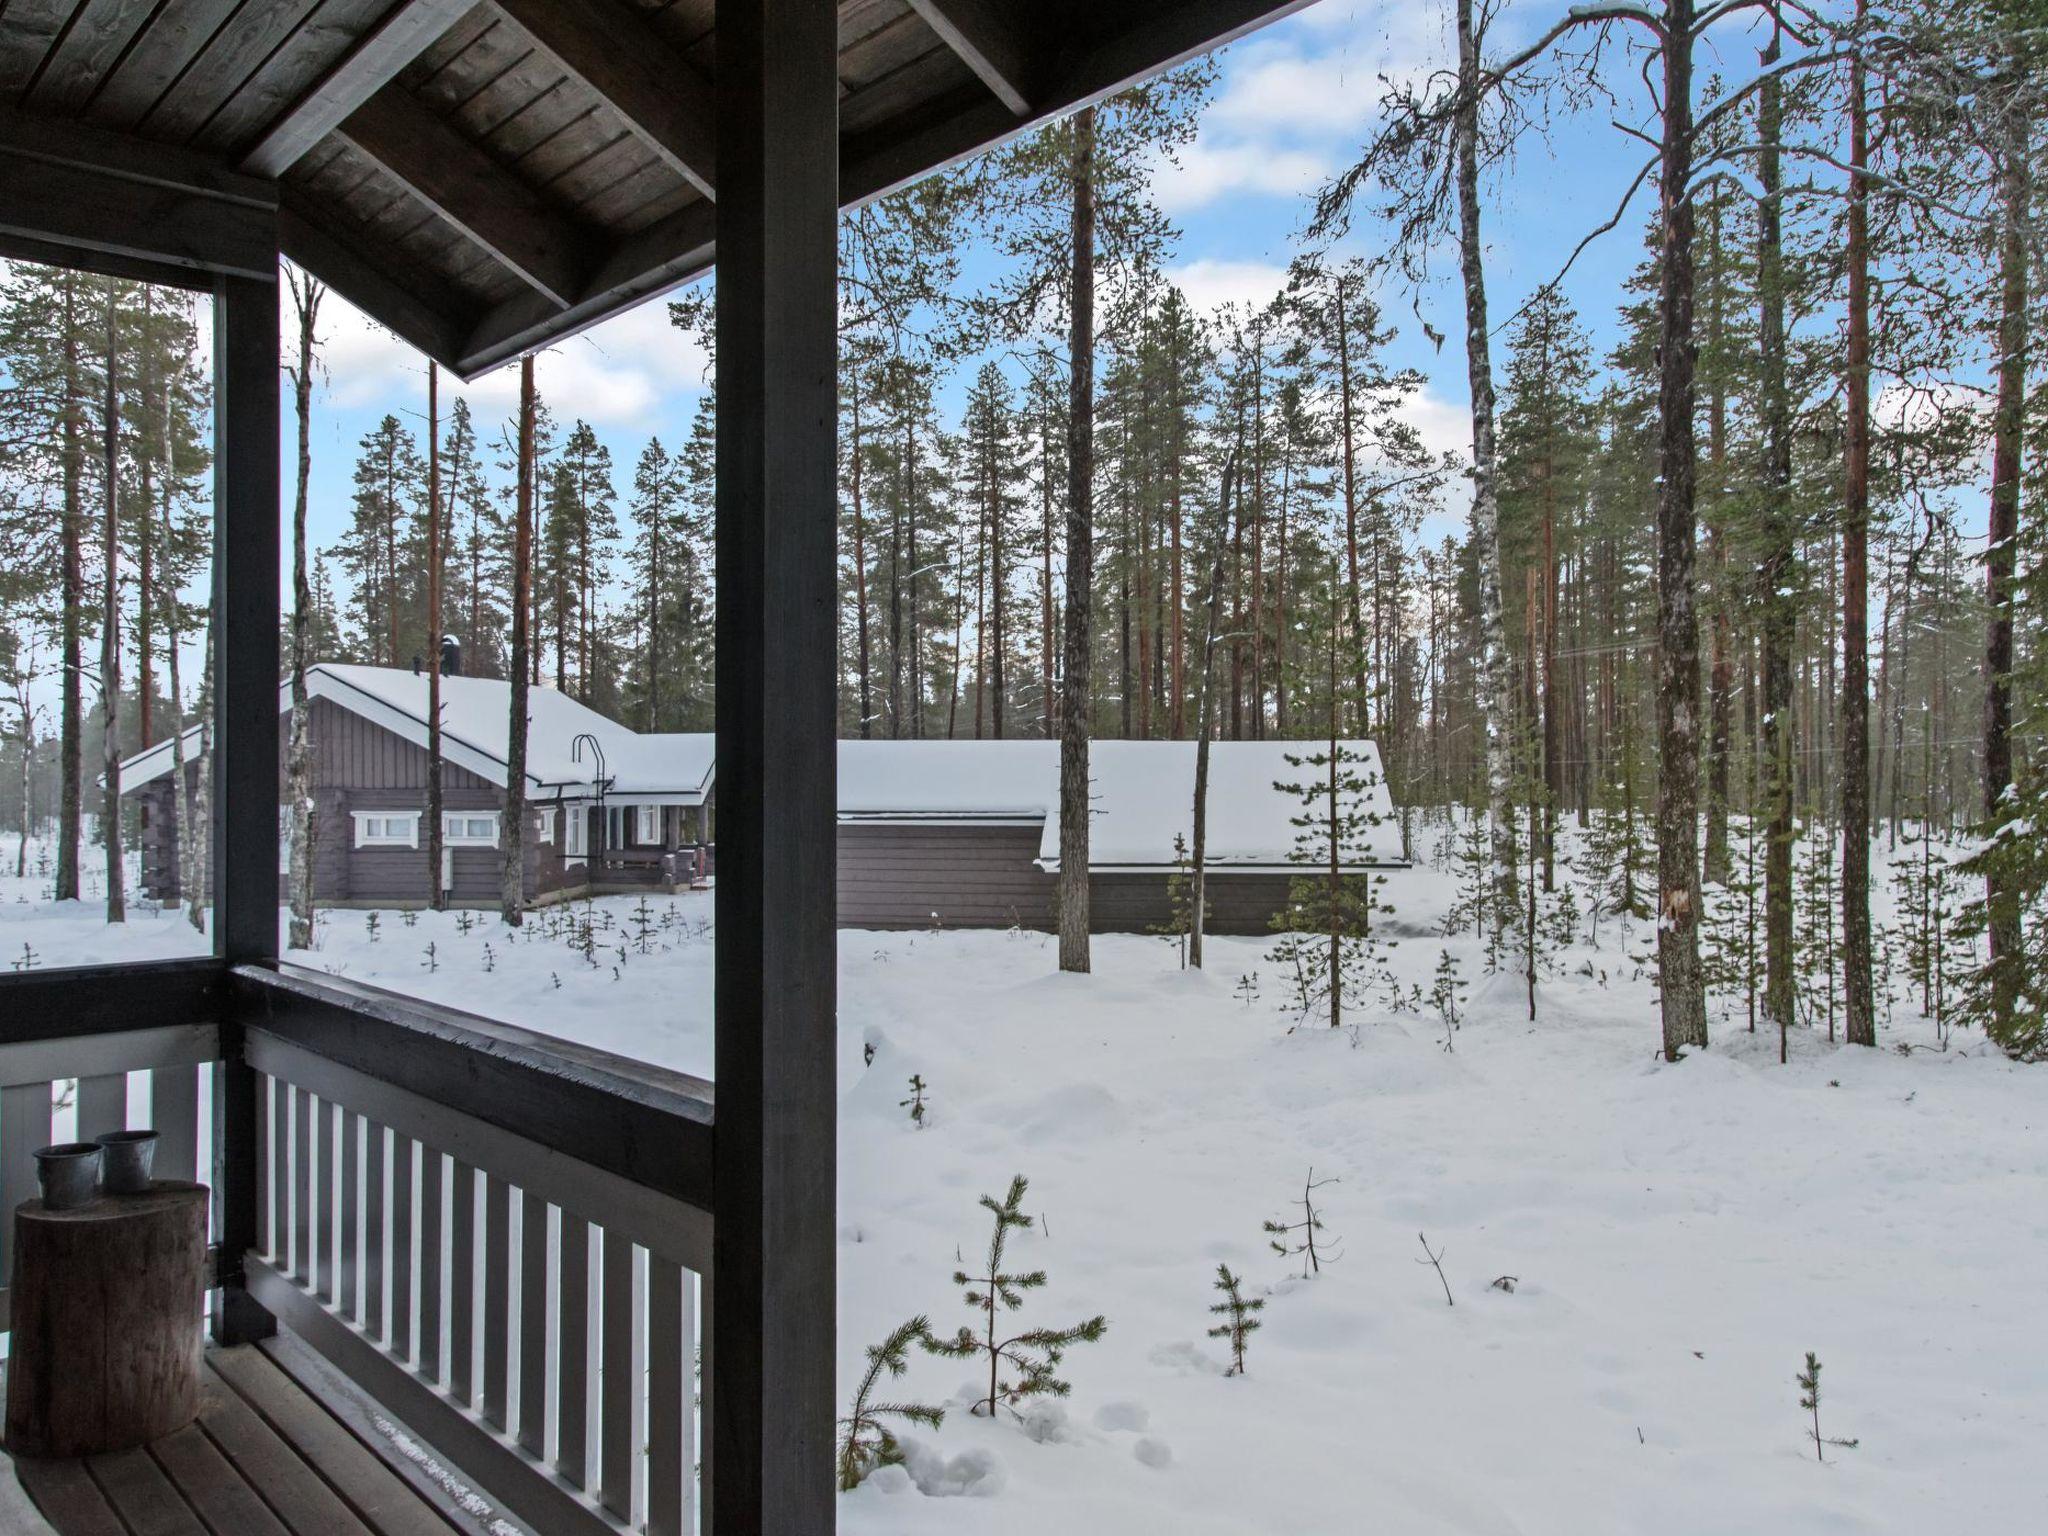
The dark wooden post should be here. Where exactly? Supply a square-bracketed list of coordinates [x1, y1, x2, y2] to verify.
[211, 270, 281, 1346]
[710, 0, 837, 1528]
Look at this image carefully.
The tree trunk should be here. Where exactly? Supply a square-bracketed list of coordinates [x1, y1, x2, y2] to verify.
[57, 275, 83, 903]
[186, 620, 211, 933]
[1452, 0, 1519, 935]
[101, 289, 125, 923]
[1981, 47, 2031, 1038]
[286, 274, 322, 951]
[502, 358, 535, 926]
[1189, 451, 1237, 970]
[1840, 3, 1873, 1047]
[1759, 31, 1797, 1040]
[425, 364, 445, 909]
[1057, 107, 1097, 972]
[852, 378, 873, 739]
[1653, 0, 1708, 1059]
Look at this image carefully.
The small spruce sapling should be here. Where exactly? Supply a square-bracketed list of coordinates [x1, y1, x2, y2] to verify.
[900, 1074, 929, 1129]
[11, 941, 39, 971]
[1207, 1263, 1264, 1376]
[1153, 833, 1194, 967]
[924, 1175, 1107, 1417]
[836, 1316, 945, 1491]
[421, 941, 438, 973]
[1797, 1352, 1858, 1462]
[1429, 947, 1467, 1051]
[1234, 971, 1260, 1009]
[364, 911, 381, 944]
[1264, 1167, 1341, 1278]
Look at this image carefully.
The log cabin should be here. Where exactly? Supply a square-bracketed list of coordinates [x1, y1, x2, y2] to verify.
[121, 662, 1404, 932]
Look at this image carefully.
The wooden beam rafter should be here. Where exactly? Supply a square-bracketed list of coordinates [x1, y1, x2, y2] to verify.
[488, 0, 719, 199]
[334, 83, 598, 310]
[239, 0, 476, 178]
[905, 0, 1037, 115]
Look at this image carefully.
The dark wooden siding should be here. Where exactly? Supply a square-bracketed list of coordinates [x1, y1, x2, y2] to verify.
[836, 823, 1054, 931]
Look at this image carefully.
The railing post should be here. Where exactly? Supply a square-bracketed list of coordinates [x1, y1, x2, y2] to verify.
[211, 267, 281, 1346]
[711, 0, 839, 1528]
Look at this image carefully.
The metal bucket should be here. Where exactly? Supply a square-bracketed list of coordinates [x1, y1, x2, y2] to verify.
[34, 1143, 101, 1210]
[97, 1129, 160, 1195]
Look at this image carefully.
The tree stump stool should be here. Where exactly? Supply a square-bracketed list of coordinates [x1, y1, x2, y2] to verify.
[4, 1182, 209, 1459]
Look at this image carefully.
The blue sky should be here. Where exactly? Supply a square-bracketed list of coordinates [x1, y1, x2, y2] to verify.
[299, 0, 1692, 572]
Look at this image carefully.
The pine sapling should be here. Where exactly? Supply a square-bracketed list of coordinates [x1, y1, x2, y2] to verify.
[11, 941, 38, 971]
[1207, 1263, 1264, 1377]
[1797, 1352, 1858, 1462]
[365, 911, 381, 943]
[836, 1316, 944, 1491]
[1264, 1167, 1341, 1278]
[900, 1074, 929, 1129]
[924, 1175, 1107, 1417]
[421, 941, 438, 973]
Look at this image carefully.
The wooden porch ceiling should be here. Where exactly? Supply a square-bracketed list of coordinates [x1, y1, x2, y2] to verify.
[0, 0, 1310, 379]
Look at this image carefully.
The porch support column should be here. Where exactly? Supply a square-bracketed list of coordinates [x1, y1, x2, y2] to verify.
[211, 269, 281, 1345]
[709, 0, 838, 1530]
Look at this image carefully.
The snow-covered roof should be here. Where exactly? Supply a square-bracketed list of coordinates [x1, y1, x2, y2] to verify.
[118, 664, 715, 803]
[121, 665, 1402, 869]
[839, 738, 1402, 870]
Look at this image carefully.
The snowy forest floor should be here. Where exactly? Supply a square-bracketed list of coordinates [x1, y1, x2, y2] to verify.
[3, 827, 2042, 1534]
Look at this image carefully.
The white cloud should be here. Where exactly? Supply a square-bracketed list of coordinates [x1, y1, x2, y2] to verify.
[305, 287, 711, 432]
[1151, 141, 1332, 214]
[1164, 257, 1291, 318]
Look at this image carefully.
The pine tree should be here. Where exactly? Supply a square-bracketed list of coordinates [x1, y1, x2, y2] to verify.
[836, 1317, 944, 1491]
[1206, 1264, 1263, 1377]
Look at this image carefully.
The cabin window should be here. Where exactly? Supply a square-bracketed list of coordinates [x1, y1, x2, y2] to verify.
[352, 811, 419, 849]
[635, 805, 659, 845]
[538, 808, 557, 845]
[565, 809, 588, 858]
[443, 813, 499, 847]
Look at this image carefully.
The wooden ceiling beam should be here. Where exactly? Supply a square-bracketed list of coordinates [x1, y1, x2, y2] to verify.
[240, 0, 476, 178]
[487, 0, 718, 200]
[905, 0, 1036, 115]
[334, 84, 597, 309]
[278, 196, 476, 372]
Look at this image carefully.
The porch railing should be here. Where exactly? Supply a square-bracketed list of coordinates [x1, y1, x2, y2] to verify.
[0, 960, 714, 1536]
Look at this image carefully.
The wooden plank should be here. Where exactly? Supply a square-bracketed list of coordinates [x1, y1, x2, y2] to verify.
[0, 0, 80, 96]
[321, 1099, 345, 1304]
[598, 1228, 633, 1520]
[292, 1086, 314, 1284]
[240, 0, 478, 175]
[80, 1447, 206, 1536]
[448, 1161, 476, 1408]
[488, 0, 717, 196]
[75, 1071, 126, 1140]
[417, 1147, 444, 1383]
[137, 0, 324, 143]
[0, 143, 277, 282]
[207, 1345, 457, 1536]
[555, 1213, 589, 1490]
[335, 82, 596, 307]
[245, 1261, 616, 1536]
[388, 1132, 413, 1357]
[240, 1017, 712, 1265]
[516, 1191, 547, 1457]
[12, 1456, 126, 1536]
[710, 3, 840, 1532]
[276, 197, 474, 381]
[0, 962, 224, 1050]
[89, 0, 243, 131]
[252, 1072, 272, 1257]
[904, 0, 1033, 114]
[148, 1422, 291, 1536]
[2, 1081, 53, 1286]
[24, 0, 160, 114]
[152, 1060, 203, 1185]
[339, 1110, 362, 1316]
[195, 1355, 377, 1536]
[647, 1256, 689, 1536]
[362, 1122, 386, 1340]
[481, 1176, 511, 1430]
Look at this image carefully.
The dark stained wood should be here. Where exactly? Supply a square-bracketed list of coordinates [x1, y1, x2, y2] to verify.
[489, 0, 717, 195]
[279, 196, 476, 364]
[80, 1449, 206, 1536]
[0, 959, 224, 1048]
[231, 965, 716, 1212]
[146, 1423, 291, 1536]
[5, 1185, 210, 1460]
[336, 82, 596, 305]
[12, 1456, 127, 1536]
[905, 0, 1033, 114]
[211, 270, 280, 1349]
[22, 0, 155, 113]
[190, 1358, 378, 1536]
[206, 1347, 456, 1536]
[82, 0, 241, 129]
[137, 0, 326, 144]
[236, 0, 477, 175]
[0, 0, 73, 94]
[711, 1, 839, 1529]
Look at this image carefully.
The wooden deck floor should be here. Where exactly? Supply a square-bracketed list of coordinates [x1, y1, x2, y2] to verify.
[9, 1344, 476, 1536]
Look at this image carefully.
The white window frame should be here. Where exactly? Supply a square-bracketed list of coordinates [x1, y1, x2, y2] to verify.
[352, 811, 420, 849]
[635, 804, 659, 845]
[565, 808, 588, 858]
[442, 812, 499, 848]
[538, 807, 557, 845]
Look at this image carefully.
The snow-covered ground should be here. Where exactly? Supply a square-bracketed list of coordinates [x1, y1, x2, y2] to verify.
[4, 827, 2042, 1534]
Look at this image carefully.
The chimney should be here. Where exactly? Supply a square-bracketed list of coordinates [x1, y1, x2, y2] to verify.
[441, 634, 463, 677]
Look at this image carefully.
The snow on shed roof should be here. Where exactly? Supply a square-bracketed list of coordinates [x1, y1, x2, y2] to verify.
[839, 738, 1401, 870]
